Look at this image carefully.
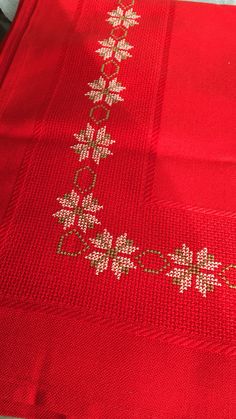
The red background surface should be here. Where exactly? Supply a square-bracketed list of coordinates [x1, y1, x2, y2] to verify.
[0, 0, 235, 417]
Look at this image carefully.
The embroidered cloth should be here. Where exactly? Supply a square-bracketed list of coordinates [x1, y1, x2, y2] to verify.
[0, 0, 235, 417]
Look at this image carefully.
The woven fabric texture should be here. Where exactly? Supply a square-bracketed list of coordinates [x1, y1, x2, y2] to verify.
[0, 0, 235, 417]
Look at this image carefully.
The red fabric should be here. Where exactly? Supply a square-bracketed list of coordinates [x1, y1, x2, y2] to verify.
[0, 0, 235, 417]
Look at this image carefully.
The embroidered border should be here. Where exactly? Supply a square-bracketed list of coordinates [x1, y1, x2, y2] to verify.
[53, 0, 236, 297]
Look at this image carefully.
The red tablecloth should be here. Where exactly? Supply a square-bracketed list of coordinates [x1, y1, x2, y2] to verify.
[0, 0, 235, 417]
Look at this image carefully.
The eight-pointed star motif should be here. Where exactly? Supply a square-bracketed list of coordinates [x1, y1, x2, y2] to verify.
[53, 2, 227, 301]
[166, 244, 222, 297]
[107, 7, 140, 28]
[71, 123, 115, 165]
[53, 190, 103, 233]
[85, 76, 125, 106]
[96, 37, 133, 62]
[86, 229, 139, 279]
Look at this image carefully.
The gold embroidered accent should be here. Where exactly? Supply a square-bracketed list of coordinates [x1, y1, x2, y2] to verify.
[166, 244, 222, 296]
[89, 104, 110, 125]
[72, 123, 115, 165]
[53, 190, 103, 233]
[101, 60, 120, 80]
[118, 0, 135, 9]
[85, 76, 125, 106]
[86, 229, 139, 279]
[111, 26, 128, 41]
[57, 229, 90, 257]
[52, 2, 235, 299]
[135, 250, 170, 274]
[54, 1, 141, 282]
[107, 6, 140, 28]
[218, 264, 236, 289]
[74, 166, 97, 194]
[97, 38, 133, 62]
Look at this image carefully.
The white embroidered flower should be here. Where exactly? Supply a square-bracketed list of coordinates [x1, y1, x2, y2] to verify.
[166, 244, 222, 297]
[71, 123, 115, 165]
[53, 190, 103, 233]
[96, 37, 133, 62]
[107, 7, 140, 28]
[86, 230, 139, 279]
[85, 76, 125, 106]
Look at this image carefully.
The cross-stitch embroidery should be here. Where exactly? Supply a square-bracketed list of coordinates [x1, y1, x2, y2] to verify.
[72, 123, 115, 165]
[53, 0, 235, 297]
[86, 230, 139, 279]
[53, 190, 103, 233]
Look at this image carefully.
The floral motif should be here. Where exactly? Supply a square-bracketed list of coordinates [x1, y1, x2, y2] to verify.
[86, 229, 139, 279]
[107, 6, 140, 28]
[166, 244, 222, 297]
[53, 2, 236, 299]
[85, 76, 125, 106]
[96, 37, 133, 62]
[53, 190, 103, 233]
[72, 123, 115, 165]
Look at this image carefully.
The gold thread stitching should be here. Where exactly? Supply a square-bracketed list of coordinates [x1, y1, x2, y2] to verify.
[111, 26, 128, 40]
[107, 6, 140, 29]
[118, 0, 135, 10]
[101, 60, 120, 79]
[52, 1, 236, 298]
[72, 124, 115, 165]
[135, 250, 170, 274]
[89, 105, 110, 124]
[85, 76, 125, 106]
[97, 38, 133, 63]
[57, 229, 90, 257]
[218, 264, 236, 289]
[53, 190, 103, 232]
[74, 166, 97, 193]
[166, 244, 222, 297]
[86, 229, 139, 279]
